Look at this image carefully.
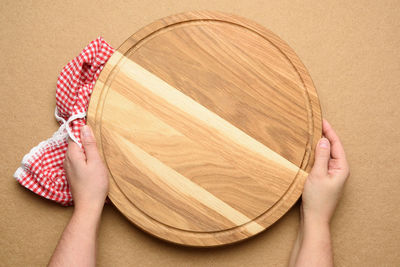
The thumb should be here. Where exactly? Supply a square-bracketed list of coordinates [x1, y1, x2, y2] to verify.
[311, 137, 331, 176]
[80, 125, 101, 163]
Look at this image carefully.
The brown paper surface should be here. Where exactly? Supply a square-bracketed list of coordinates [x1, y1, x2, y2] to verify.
[1, 0, 399, 266]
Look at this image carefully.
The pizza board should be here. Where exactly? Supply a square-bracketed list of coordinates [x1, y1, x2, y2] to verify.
[87, 11, 322, 247]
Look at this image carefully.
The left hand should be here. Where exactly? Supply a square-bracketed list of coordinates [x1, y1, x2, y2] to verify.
[63, 125, 109, 212]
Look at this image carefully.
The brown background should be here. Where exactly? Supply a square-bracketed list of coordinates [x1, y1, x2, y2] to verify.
[1, 0, 399, 266]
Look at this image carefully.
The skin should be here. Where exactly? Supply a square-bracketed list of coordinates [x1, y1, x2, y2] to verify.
[48, 125, 109, 267]
[49, 119, 349, 266]
[289, 119, 350, 267]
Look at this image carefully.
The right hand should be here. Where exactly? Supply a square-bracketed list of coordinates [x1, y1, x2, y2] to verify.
[301, 119, 350, 225]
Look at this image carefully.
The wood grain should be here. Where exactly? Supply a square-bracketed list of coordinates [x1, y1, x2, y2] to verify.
[87, 11, 322, 246]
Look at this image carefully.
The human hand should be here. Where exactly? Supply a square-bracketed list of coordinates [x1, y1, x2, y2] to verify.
[301, 119, 350, 226]
[63, 125, 109, 213]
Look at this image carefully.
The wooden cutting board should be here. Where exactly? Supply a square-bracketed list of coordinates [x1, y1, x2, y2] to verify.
[87, 11, 322, 247]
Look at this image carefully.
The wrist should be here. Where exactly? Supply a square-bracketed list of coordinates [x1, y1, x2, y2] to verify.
[302, 211, 331, 227]
[73, 201, 104, 219]
[302, 216, 330, 237]
[69, 204, 103, 241]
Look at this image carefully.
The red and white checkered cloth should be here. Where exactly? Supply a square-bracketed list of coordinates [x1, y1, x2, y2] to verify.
[14, 37, 114, 205]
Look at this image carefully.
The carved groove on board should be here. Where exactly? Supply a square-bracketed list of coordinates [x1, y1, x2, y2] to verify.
[112, 131, 264, 233]
[87, 11, 322, 246]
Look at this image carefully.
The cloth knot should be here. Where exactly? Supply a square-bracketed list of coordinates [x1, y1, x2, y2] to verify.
[54, 107, 86, 146]
[14, 37, 115, 205]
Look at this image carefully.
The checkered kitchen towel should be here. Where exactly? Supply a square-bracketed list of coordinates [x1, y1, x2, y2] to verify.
[14, 37, 114, 205]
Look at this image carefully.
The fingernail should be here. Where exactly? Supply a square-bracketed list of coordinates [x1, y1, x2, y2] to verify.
[82, 125, 91, 137]
[319, 138, 329, 148]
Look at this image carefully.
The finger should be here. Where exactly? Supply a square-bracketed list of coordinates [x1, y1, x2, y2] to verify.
[80, 125, 101, 163]
[66, 137, 86, 163]
[322, 119, 346, 161]
[311, 137, 331, 176]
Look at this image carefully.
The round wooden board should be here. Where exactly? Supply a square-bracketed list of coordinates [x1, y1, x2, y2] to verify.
[87, 11, 322, 247]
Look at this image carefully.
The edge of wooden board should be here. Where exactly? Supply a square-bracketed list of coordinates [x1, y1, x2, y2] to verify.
[87, 10, 322, 247]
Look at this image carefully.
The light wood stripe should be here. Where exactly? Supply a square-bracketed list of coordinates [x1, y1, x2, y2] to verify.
[102, 88, 294, 224]
[115, 131, 264, 233]
[113, 51, 306, 175]
[88, 11, 321, 246]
